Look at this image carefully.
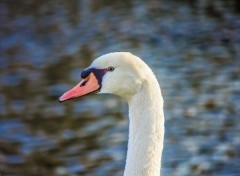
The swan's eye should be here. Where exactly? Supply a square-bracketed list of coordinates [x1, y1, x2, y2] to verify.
[107, 67, 115, 72]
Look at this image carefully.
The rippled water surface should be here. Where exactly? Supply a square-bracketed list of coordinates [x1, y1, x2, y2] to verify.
[1, 0, 240, 176]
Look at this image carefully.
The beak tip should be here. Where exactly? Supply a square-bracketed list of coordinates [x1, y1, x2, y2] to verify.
[58, 95, 66, 103]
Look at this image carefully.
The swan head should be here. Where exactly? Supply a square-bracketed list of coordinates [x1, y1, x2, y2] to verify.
[59, 52, 151, 101]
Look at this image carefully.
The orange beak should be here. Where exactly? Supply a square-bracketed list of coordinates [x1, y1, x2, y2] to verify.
[59, 73, 100, 102]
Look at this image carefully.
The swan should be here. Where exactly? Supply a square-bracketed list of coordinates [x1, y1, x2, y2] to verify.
[59, 52, 164, 176]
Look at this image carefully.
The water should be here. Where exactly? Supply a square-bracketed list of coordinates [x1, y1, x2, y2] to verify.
[0, 0, 240, 175]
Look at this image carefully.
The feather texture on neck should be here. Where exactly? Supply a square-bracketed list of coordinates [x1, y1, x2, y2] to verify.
[124, 76, 164, 176]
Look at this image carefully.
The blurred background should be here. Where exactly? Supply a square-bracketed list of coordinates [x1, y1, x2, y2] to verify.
[0, 0, 240, 176]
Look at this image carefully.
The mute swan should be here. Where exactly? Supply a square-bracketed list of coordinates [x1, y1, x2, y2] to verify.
[59, 52, 164, 176]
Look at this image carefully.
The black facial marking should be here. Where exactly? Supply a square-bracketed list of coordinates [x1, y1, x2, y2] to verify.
[81, 67, 107, 86]
[81, 68, 92, 79]
[92, 68, 107, 85]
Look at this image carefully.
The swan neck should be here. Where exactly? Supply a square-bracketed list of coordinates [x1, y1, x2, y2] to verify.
[124, 82, 164, 176]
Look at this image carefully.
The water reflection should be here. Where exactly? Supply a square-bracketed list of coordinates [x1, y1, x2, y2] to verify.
[1, 0, 240, 175]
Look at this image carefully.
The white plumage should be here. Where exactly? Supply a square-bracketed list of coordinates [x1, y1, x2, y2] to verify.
[60, 52, 165, 176]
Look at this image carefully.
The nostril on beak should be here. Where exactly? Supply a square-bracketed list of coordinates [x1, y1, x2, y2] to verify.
[80, 80, 88, 87]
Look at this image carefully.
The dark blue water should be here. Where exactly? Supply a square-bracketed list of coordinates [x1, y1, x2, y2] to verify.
[1, 0, 240, 175]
